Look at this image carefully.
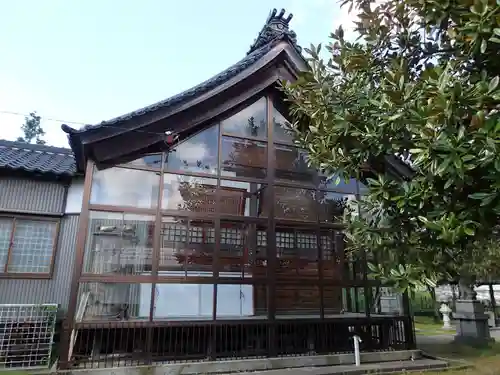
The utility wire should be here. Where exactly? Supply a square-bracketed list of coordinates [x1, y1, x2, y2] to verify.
[0, 109, 171, 136]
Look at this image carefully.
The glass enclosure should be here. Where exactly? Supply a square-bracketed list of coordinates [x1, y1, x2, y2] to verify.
[77, 96, 369, 322]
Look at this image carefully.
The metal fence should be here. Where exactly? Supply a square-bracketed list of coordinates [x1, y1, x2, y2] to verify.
[68, 316, 412, 369]
[0, 304, 57, 370]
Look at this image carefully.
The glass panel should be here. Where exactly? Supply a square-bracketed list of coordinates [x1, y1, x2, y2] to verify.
[220, 136, 267, 179]
[159, 217, 215, 276]
[323, 286, 344, 315]
[221, 97, 267, 139]
[320, 230, 343, 281]
[162, 174, 217, 213]
[343, 287, 368, 314]
[274, 145, 316, 185]
[153, 283, 215, 319]
[219, 180, 267, 217]
[0, 218, 13, 271]
[275, 228, 319, 279]
[218, 221, 267, 277]
[317, 191, 355, 223]
[276, 285, 321, 317]
[122, 154, 162, 169]
[77, 282, 152, 321]
[272, 105, 294, 144]
[165, 125, 219, 175]
[216, 282, 255, 318]
[83, 211, 155, 275]
[319, 174, 363, 194]
[253, 285, 271, 318]
[7, 219, 56, 273]
[91, 167, 160, 209]
[274, 187, 317, 221]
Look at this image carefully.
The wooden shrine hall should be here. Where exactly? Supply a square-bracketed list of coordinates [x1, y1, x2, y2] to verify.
[58, 8, 415, 369]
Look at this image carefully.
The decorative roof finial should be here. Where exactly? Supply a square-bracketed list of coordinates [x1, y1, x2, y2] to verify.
[248, 8, 300, 55]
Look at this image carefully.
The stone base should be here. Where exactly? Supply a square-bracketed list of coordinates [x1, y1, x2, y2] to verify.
[454, 300, 492, 344]
[63, 351, 449, 375]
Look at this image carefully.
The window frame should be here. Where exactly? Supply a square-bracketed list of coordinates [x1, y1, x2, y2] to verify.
[0, 214, 60, 279]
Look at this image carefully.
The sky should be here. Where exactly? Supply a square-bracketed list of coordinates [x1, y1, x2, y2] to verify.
[0, 0, 358, 148]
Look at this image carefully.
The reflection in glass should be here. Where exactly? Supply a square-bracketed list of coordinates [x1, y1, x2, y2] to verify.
[90, 167, 160, 209]
[274, 145, 316, 185]
[276, 229, 317, 260]
[159, 217, 215, 275]
[221, 97, 267, 139]
[162, 174, 217, 213]
[320, 230, 343, 281]
[319, 174, 362, 194]
[272, 105, 294, 144]
[274, 186, 317, 221]
[275, 228, 319, 278]
[218, 221, 267, 275]
[220, 136, 267, 179]
[219, 180, 266, 217]
[323, 286, 344, 315]
[215, 281, 254, 318]
[317, 191, 356, 223]
[77, 282, 152, 321]
[122, 154, 162, 169]
[165, 126, 219, 175]
[83, 211, 155, 275]
[276, 285, 321, 316]
[153, 283, 214, 319]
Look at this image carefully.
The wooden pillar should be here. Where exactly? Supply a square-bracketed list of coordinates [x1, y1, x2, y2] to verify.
[266, 94, 276, 356]
[59, 160, 94, 369]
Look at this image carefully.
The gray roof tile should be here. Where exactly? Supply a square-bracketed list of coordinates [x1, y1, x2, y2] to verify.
[77, 41, 277, 132]
[0, 139, 77, 176]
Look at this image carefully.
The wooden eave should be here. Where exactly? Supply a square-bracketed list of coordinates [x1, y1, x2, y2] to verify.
[65, 41, 307, 169]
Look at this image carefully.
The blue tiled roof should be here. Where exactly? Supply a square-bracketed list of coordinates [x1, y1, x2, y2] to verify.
[0, 139, 77, 176]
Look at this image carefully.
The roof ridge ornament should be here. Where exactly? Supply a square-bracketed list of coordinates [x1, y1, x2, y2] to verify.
[248, 8, 300, 55]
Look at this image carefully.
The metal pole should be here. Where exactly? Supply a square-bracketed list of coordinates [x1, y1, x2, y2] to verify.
[353, 335, 362, 366]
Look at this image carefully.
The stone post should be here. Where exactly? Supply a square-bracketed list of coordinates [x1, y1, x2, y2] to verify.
[439, 303, 452, 330]
[453, 299, 494, 345]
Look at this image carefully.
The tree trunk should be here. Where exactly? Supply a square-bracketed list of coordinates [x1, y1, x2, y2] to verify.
[427, 286, 440, 323]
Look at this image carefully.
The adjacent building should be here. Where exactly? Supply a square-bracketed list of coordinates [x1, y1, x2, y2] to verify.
[0, 139, 82, 312]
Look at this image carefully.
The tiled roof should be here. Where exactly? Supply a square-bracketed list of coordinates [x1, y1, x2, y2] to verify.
[0, 139, 77, 176]
[66, 8, 302, 134]
[75, 42, 277, 132]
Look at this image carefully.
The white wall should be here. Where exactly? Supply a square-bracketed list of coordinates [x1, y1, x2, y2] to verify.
[65, 178, 84, 214]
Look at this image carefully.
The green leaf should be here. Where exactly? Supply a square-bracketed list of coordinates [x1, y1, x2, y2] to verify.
[367, 262, 378, 272]
[481, 39, 487, 53]
[388, 113, 403, 121]
[469, 192, 490, 200]
[489, 76, 499, 93]
[464, 227, 475, 236]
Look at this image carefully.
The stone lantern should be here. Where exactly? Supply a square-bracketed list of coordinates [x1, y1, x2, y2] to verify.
[439, 303, 452, 330]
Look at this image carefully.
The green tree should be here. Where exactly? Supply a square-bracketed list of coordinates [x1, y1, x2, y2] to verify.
[281, 0, 500, 295]
[17, 111, 46, 145]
